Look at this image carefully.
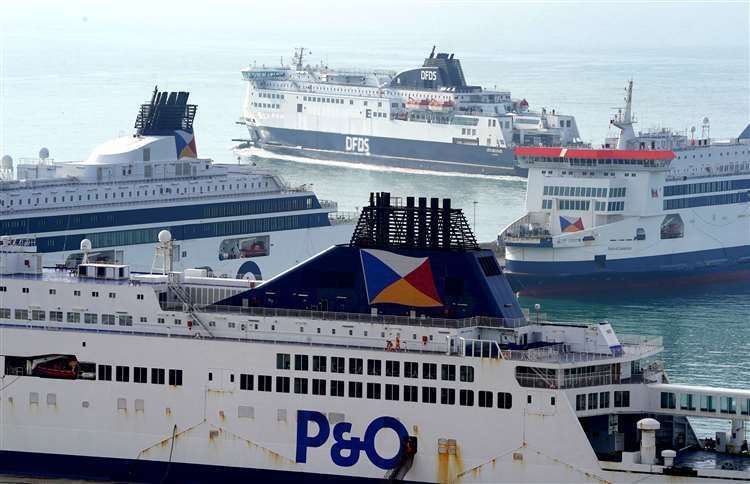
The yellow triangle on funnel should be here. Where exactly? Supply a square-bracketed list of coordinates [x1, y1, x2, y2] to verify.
[372, 278, 442, 307]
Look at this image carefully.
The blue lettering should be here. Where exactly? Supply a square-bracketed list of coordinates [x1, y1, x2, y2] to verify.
[295, 410, 330, 463]
[331, 422, 362, 467]
[364, 416, 409, 469]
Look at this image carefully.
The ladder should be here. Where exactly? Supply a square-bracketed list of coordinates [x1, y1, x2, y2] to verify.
[167, 274, 214, 337]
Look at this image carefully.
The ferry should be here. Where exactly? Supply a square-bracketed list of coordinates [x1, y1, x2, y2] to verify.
[0, 88, 354, 280]
[0, 193, 749, 482]
[500, 81, 750, 295]
[238, 47, 582, 176]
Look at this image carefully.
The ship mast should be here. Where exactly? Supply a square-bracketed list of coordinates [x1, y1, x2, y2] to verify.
[611, 80, 636, 149]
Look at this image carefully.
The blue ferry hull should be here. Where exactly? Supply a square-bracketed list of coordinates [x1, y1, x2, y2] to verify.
[0, 450, 393, 484]
[505, 245, 750, 296]
[252, 126, 526, 176]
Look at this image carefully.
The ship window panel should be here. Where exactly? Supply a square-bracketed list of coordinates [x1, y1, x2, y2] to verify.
[600, 391, 610, 408]
[67, 312, 81, 324]
[386, 361, 400, 377]
[459, 365, 475, 382]
[478, 391, 493, 408]
[441, 364, 456, 381]
[404, 362, 419, 378]
[367, 359, 381, 376]
[459, 389, 475, 407]
[720, 396, 737, 414]
[331, 357, 345, 374]
[115, 365, 130, 382]
[330, 380, 345, 397]
[576, 394, 586, 411]
[348, 357, 363, 374]
[258, 375, 272, 392]
[295, 354, 309, 371]
[276, 376, 290, 393]
[312, 355, 327, 372]
[588, 393, 599, 410]
[312, 379, 326, 396]
[168, 369, 183, 386]
[614, 390, 630, 408]
[98, 365, 113, 381]
[496, 392, 512, 409]
[134, 367, 148, 383]
[366, 382, 381, 400]
[151, 368, 165, 385]
[0, 308, 11, 319]
[31, 310, 45, 321]
[276, 353, 291, 370]
[385, 384, 400, 401]
[441, 388, 456, 405]
[423, 363, 437, 380]
[348, 381, 363, 398]
[240, 374, 254, 390]
[700, 395, 716, 412]
[294, 377, 308, 394]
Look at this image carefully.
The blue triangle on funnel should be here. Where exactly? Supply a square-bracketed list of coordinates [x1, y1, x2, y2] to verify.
[361, 250, 401, 302]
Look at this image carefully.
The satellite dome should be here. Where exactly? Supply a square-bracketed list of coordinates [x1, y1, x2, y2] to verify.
[703, 117, 710, 125]
[80, 239, 92, 252]
[39, 147, 50, 160]
[158, 230, 172, 244]
[1, 155, 12, 169]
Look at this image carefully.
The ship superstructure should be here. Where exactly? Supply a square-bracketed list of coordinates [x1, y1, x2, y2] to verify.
[239, 47, 582, 176]
[500, 82, 750, 295]
[1, 194, 749, 482]
[0, 88, 354, 280]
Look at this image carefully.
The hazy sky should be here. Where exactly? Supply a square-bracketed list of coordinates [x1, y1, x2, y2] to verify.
[2, 0, 748, 52]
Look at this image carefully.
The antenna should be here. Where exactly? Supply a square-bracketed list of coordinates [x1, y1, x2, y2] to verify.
[151, 230, 174, 275]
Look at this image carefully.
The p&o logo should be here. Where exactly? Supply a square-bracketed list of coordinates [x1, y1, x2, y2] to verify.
[345, 136, 370, 154]
[296, 410, 408, 469]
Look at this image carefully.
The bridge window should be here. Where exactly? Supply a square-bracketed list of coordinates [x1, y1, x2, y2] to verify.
[660, 392, 676, 409]
[680, 393, 696, 411]
[720, 396, 737, 414]
[700, 395, 716, 412]
[614, 390, 630, 408]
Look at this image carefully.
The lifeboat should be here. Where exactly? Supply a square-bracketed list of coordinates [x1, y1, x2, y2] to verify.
[31, 355, 79, 380]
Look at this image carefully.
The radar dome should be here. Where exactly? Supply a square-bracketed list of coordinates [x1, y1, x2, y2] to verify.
[702, 117, 710, 125]
[39, 147, 50, 160]
[80, 239, 92, 252]
[158, 230, 172, 244]
[1, 155, 12, 170]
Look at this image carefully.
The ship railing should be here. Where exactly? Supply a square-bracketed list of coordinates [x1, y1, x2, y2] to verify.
[501, 216, 552, 241]
[319, 199, 338, 211]
[500, 335, 663, 364]
[159, 301, 531, 330]
[328, 211, 359, 225]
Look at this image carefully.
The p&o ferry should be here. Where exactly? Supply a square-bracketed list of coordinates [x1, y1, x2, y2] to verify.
[1, 193, 749, 482]
[0, 88, 354, 280]
[500, 81, 750, 295]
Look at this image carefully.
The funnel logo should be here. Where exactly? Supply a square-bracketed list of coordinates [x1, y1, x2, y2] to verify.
[175, 130, 197, 159]
[560, 216, 584, 233]
[361, 249, 442, 307]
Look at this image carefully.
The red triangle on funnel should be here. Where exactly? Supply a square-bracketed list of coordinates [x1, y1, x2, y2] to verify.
[403, 260, 441, 304]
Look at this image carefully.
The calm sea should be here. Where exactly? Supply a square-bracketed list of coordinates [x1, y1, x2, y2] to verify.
[1, 14, 749, 436]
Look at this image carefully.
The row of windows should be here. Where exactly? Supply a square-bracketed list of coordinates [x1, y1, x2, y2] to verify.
[558, 199, 590, 211]
[97, 365, 182, 386]
[275, 353, 475, 381]
[664, 179, 749, 197]
[542, 186, 624, 198]
[36, 213, 329, 254]
[238, 373, 511, 408]
[1, 308, 138, 326]
[2, 178, 273, 209]
[252, 102, 280, 109]
[257, 92, 284, 100]
[663, 191, 748, 211]
[660, 391, 750, 415]
[461, 128, 477, 136]
[1, 196, 317, 236]
[607, 201, 625, 211]
[575, 390, 629, 411]
[303, 95, 348, 105]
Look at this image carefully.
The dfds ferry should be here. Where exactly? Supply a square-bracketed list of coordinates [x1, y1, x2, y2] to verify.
[239, 47, 582, 176]
[0, 88, 353, 280]
[501, 81, 750, 295]
[1, 193, 749, 482]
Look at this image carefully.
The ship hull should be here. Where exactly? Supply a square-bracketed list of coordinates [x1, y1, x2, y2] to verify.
[250, 126, 525, 177]
[505, 245, 750, 296]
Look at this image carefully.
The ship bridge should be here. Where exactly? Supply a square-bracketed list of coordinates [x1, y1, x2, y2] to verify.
[516, 146, 675, 170]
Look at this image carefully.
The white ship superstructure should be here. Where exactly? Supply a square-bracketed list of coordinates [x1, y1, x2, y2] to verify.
[500, 82, 750, 295]
[1, 194, 749, 483]
[239, 47, 582, 176]
[0, 88, 353, 280]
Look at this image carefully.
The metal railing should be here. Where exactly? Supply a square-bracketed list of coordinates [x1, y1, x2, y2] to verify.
[159, 301, 530, 330]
